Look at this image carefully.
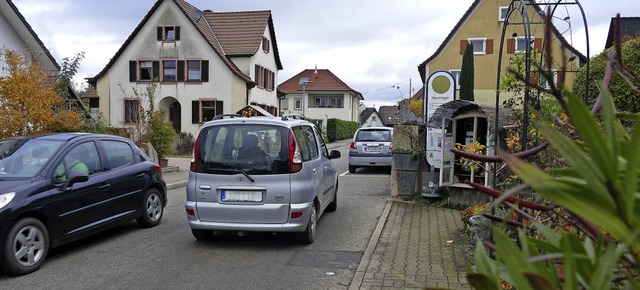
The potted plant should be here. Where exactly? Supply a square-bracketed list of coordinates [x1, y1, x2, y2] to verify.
[148, 110, 175, 167]
[455, 141, 487, 182]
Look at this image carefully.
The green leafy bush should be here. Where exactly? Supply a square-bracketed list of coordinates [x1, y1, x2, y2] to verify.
[326, 118, 358, 142]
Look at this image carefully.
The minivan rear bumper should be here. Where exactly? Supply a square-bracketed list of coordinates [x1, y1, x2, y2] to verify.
[185, 201, 312, 232]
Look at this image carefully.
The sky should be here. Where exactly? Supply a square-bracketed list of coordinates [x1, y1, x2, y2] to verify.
[12, 0, 640, 109]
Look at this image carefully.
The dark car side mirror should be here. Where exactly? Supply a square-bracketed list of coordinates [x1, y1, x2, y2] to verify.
[328, 150, 341, 160]
[63, 170, 89, 190]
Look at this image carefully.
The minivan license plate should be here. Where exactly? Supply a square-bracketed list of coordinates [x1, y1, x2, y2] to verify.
[221, 190, 262, 202]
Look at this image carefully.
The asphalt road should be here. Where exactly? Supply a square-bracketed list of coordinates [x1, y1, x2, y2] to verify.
[0, 142, 392, 289]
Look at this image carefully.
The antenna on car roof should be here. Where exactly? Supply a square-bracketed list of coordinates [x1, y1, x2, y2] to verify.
[281, 114, 307, 121]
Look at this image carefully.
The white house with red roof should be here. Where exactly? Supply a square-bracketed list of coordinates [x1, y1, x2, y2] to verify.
[279, 68, 363, 130]
[88, 0, 282, 137]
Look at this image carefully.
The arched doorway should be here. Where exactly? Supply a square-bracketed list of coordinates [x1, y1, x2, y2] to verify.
[159, 97, 181, 133]
[169, 102, 181, 132]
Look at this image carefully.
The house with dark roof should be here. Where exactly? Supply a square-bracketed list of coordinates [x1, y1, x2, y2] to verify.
[377, 105, 399, 127]
[359, 107, 384, 127]
[0, 0, 84, 108]
[279, 68, 363, 130]
[605, 16, 640, 49]
[417, 0, 586, 105]
[88, 0, 282, 137]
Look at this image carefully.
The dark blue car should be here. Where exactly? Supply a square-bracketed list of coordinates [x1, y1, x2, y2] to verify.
[0, 133, 167, 275]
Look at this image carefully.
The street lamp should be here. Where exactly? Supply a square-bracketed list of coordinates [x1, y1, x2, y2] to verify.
[299, 77, 312, 116]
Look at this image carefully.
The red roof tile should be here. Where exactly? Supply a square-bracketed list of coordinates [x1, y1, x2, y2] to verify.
[279, 69, 362, 99]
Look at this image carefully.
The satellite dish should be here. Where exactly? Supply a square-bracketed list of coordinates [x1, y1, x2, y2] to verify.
[195, 10, 204, 21]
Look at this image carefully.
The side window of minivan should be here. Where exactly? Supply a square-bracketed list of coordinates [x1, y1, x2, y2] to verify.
[314, 127, 329, 157]
[292, 126, 319, 161]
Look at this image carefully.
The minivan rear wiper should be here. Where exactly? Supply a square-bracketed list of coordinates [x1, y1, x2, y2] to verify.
[206, 168, 255, 182]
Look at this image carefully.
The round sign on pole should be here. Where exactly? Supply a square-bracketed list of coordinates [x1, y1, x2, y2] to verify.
[424, 71, 456, 168]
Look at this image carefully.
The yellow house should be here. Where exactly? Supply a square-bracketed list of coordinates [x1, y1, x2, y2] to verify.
[418, 0, 587, 105]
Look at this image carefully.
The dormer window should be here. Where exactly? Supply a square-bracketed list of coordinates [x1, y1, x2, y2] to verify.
[157, 26, 180, 41]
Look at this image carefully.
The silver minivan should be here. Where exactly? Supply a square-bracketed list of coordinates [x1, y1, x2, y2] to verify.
[185, 114, 341, 244]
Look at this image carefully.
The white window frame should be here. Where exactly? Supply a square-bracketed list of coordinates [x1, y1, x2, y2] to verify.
[515, 36, 534, 53]
[449, 69, 461, 89]
[468, 38, 486, 55]
[314, 97, 327, 108]
[498, 6, 509, 22]
[294, 98, 302, 110]
[329, 97, 343, 108]
[545, 69, 559, 89]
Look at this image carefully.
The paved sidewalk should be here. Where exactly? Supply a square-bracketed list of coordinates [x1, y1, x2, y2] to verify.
[350, 200, 471, 289]
[161, 148, 473, 289]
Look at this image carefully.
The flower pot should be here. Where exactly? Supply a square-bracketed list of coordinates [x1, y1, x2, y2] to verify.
[392, 153, 419, 196]
[158, 158, 169, 168]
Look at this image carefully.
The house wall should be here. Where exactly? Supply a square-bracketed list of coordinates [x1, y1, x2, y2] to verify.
[425, 0, 581, 105]
[0, 4, 58, 76]
[362, 112, 384, 128]
[248, 29, 279, 109]
[96, 0, 245, 137]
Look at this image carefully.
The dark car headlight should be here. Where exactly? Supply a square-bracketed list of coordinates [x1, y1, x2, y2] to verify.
[0, 192, 15, 209]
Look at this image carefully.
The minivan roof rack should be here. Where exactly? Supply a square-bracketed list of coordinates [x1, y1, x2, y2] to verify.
[212, 114, 244, 120]
[281, 114, 307, 121]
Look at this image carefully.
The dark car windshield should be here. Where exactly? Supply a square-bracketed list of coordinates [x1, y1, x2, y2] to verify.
[0, 139, 64, 178]
[356, 129, 392, 142]
[195, 124, 290, 175]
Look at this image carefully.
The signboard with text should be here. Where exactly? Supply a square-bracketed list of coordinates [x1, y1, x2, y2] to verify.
[424, 71, 456, 168]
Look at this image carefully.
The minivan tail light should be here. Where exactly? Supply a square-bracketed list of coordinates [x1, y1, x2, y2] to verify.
[288, 131, 302, 173]
[190, 132, 203, 172]
[350, 142, 356, 149]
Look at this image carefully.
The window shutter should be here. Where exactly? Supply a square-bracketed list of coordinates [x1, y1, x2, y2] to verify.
[534, 38, 542, 51]
[254, 65, 259, 85]
[216, 101, 224, 116]
[177, 61, 185, 82]
[558, 70, 566, 87]
[175, 26, 180, 40]
[486, 39, 494, 54]
[152, 61, 160, 81]
[460, 40, 468, 54]
[507, 39, 515, 53]
[157, 27, 163, 41]
[129, 61, 137, 82]
[192, 101, 199, 123]
[201, 61, 209, 82]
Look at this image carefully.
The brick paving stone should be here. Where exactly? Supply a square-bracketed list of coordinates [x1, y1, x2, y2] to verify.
[356, 200, 473, 289]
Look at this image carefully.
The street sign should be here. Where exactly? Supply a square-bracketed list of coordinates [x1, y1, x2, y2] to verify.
[424, 71, 456, 168]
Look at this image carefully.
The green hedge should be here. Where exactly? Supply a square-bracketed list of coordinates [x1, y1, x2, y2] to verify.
[326, 118, 358, 142]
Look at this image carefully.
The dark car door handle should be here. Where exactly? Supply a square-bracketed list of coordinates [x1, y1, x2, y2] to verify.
[98, 184, 110, 190]
[136, 173, 146, 178]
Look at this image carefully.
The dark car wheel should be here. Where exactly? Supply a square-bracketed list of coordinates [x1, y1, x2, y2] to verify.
[191, 229, 214, 240]
[297, 204, 317, 244]
[2, 217, 49, 275]
[348, 165, 356, 173]
[326, 181, 338, 212]
[137, 188, 164, 228]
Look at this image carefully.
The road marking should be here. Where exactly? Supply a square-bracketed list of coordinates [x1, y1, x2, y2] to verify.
[339, 171, 349, 176]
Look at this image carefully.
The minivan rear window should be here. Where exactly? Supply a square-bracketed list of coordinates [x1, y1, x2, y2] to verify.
[194, 124, 290, 175]
[356, 129, 392, 142]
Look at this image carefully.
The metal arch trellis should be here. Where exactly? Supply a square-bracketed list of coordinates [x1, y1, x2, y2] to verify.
[492, 0, 590, 189]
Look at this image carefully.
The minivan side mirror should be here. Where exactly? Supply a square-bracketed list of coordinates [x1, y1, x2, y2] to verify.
[328, 150, 341, 159]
